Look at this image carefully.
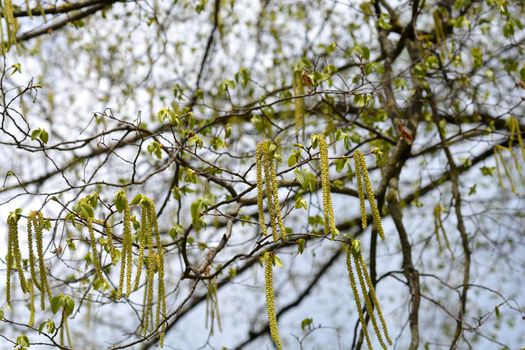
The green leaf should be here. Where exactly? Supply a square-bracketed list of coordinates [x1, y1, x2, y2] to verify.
[50, 296, 64, 315]
[495, 306, 501, 319]
[63, 296, 75, 317]
[16, 334, 30, 347]
[294, 169, 317, 192]
[288, 153, 298, 167]
[38, 321, 46, 334]
[0, 309, 3, 320]
[40, 129, 49, 144]
[130, 194, 143, 205]
[273, 254, 283, 268]
[46, 320, 55, 334]
[191, 198, 204, 222]
[294, 196, 307, 210]
[10, 63, 22, 75]
[480, 166, 495, 176]
[297, 239, 305, 254]
[114, 191, 126, 212]
[334, 158, 348, 173]
[301, 317, 313, 331]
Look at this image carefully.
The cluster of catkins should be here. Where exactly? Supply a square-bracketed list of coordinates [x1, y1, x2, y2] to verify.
[256, 135, 392, 350]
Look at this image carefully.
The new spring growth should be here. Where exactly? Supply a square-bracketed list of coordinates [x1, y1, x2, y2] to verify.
[346, 240, 392, 350]
[354, 150, 385, 240]
[318, 134, 338, 236]
[264, 252, 283, 350]
[256, 140, 286, 241]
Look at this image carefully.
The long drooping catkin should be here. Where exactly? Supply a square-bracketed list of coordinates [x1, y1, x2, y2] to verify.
[133, 204, 149, 291]
[355, 247, 392, 346]
[353, 249, 387, 350]
[34, 212, 51, 309]
[117, 193, 133, 299]
[9, 213, 28, 293]
[143, 255, 155, 335]
[269, 151, 287, 239]
[356, 150, 385, 240]
[346, 244, 373, 350]
[264, 252, 282, 350]
[256, 142, 269, 237]
[345, 240, 392, 349]
[6, 216, 13, 305]
[27, 213, 41, 293]
[354, 151, 368, 229]
[260, 141, 286, 241]
[319, 135, 337, 235]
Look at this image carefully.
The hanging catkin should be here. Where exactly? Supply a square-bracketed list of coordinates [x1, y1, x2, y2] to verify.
[117, 191, 133, 299]
[258, 140, 286, 241]
[27, 213, 41, 293]
[264, 252, 283, 350]
[345, 240, 392, 350]
[133, 204, 149, 291]
[318, 135, 337, 235]
[8, 211, 29, 294]
[354, 151, 368, 229]
[33, 211, 52, 309]
[256, 141, 269, 237]
[355, 150, 385, 240]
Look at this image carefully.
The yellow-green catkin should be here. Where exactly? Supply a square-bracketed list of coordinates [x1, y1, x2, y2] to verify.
[269, 150, 287, 239]
[5, 243, 13, 305]
[156, 253, 166, 347]
[28, 279, 35, 327]
[117, 194, 133, 299]
[345, 244, 373, 350]
[293, 69, 305, 136]
[352, 247, 388, 350]
[355, 247, 392, 346]
[2, 0, 19, 50]
[319, 135, 337, 235]
[262, 141, 286, 241]
[264, 252, 283, 350]
[34, 211, 51, 309]
[256, 142, 269, 237]
[133, 204, 149, 291]
[263, 142, 278, 241]
[88, 218, 106, 284]
[8, 212, 29, 294]
[27, 213, 41, 293]
[143, 255, 155, 335]
[354, 151, 368, 229]
[357, 150, 385, 240]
